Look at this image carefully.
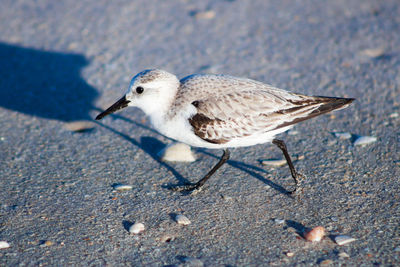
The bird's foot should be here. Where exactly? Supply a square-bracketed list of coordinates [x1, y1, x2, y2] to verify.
[287, 172, 306, 196]
[168, 183, 203, 194]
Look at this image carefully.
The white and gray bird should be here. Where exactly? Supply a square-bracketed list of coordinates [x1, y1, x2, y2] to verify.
[96, 69, 354, 194]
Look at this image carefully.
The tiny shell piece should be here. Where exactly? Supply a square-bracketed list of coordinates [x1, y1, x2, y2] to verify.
[338, 252, 350, 258]
[158, 143, 196, 162]
[175, 214, 191, 225]
[304, 226, 326, 242]
[334, 235, 356, 245]
[333, 132, 352, 139]
[286, 252, 294, 257]
[113, 184, 133, 191]
[361, 48, 385, 58]
[0, 241, 10, 249]
[261, 159, 287, 167]
[129, 222, 145, 234]
[353, 136, 377, 146]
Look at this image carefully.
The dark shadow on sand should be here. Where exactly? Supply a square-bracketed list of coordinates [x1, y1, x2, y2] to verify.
[0, 42, 97, 121]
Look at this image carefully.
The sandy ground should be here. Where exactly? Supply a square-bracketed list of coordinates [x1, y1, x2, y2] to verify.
[0, 0, 399, 266]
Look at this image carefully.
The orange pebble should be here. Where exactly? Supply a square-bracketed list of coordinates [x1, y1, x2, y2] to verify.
[304, 226, 326, 242]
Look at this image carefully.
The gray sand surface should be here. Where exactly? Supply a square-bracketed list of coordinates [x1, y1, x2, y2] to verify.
[0, 0, 399, 265]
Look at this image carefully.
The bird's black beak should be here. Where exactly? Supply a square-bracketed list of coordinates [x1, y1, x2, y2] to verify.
[95, 96, 130, 120]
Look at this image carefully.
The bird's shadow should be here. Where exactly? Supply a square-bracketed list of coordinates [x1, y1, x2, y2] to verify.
[95, 120, 190, 185]
[0, 42, 97, 121]
[96, 116, 292, 196]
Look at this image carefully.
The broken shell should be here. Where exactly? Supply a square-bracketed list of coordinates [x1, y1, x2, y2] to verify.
[353, 136, 377, 146]
[0, 241, 10, 249]
[334, 235, 356, 245]
[113, 184, 133, 191]
[261, 159, 287, 167]
[158, 143, 196, 162]
[129, 222, 145, 234]
[304, 226, 326, 242]
[286, 252, 294, 257]
[175, 214, 191, 225]
[333, 132, 352, 139]
[361, 48, 385, 58]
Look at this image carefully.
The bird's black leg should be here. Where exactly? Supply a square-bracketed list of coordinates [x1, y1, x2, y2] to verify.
[171, 148, 230, 192]
[272, 139, 303, 194]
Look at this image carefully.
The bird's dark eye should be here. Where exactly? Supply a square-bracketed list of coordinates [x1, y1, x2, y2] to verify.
[136, 86, 144, 94]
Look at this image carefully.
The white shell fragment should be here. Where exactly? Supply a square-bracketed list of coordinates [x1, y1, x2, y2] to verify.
[158, 143, 196, 162]
[261, 159, 287, 167]
[333, 132, 352, 140]
[274, 218, 285, 224]
[361, 48, 385, 58]
[353, 136, 377, 146]
[334, 235, 356, 245]
[64, 121, 95, 132]
[129, 222, 145, 234]
[0, 241, 10, 249]
[175, 214, 191, 225]
[286, 252, 294, 257]
[338, 252, 350, 258]
[113, 184, 133, 191]
[304, 226, 326, 242]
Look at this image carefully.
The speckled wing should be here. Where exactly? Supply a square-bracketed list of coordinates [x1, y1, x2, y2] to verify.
[178, 75, 354, 144]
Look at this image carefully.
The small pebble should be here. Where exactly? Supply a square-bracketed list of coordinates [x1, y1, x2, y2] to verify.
[64, 121, 95, 132]
[334, 235, 356, 245]
[389, 112, 399, 118]
[353, 136, 377, 146]
[160, 235, 175, 243]
[338, 252, 350, 258]
[221, 194, 233, 201]
[286, 252, 294, 257]
[261, 159, 287, 167]
[158, 143, 196, 162]
[129, 222, 145, 234]
[181, 256, 204, 267]
[304, 226, 326, 242]
[333, 132, 352, 140]
[274, 218, 285, 224]
[194, 10, 216, 20]
[113, 184, 133, 191]
[319, 259, 333, 265]
[44, 240, 53, 246]
[0, 241, 10, 249]
[175, 214, 191, 225]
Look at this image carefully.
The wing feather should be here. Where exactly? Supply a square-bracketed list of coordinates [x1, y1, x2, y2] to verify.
[173, 75, 353, 144]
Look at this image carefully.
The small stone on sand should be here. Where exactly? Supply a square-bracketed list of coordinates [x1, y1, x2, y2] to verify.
[175, 214, 191, 225]
[304, 226, 325, 242]
[0, 241, 10, 249]
[158, 143, 196, 162]
[129, 222, 145, 234]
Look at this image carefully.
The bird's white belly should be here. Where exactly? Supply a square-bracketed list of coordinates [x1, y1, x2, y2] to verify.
[151, 114, 292, 149]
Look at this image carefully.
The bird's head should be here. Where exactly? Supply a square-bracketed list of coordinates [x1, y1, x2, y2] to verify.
[95, 69, 179, 120]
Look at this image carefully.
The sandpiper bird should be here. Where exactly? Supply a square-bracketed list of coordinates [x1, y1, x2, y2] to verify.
[96, 69, 354, 194]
